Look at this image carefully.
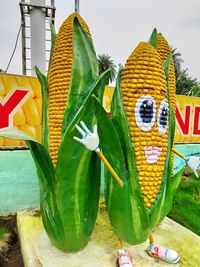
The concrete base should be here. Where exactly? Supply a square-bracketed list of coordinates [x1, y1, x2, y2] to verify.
[17, 203, 200, 267]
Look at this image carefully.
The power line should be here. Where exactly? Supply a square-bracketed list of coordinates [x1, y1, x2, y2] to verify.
[5, 22, 24, 73]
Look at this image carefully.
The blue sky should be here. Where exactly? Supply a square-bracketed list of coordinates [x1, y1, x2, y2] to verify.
[0, 0, 200, 81]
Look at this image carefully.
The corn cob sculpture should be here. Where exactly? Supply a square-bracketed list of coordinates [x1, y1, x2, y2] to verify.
[0, 14, 186, 251]
[94, 37, 184, 245]
[0, 13, 110, 252]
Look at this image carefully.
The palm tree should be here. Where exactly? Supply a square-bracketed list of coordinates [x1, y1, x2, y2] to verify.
[187, 84, 200, 97]
[170, 46, 200, 95]
[97, 54, 116, 85]
[170, 46, 184, 81]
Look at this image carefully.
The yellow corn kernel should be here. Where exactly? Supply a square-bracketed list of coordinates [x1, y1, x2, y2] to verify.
[146, 203, 151, 208]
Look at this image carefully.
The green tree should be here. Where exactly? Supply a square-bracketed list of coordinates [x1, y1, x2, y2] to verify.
[170, 46, 184, 81]
[170, 46, 200, 95]
[176, 68, 200, 95]
[97, 54, 116, 85]
[187, 83, 200, 97]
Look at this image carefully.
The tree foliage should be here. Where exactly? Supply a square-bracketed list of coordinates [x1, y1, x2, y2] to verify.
[170, 46, 184, 81]
[170, 46, 200, 96]
[176, 69, 200, 96]
[97, 54, 116, 85]
[187, 85, 200, 97]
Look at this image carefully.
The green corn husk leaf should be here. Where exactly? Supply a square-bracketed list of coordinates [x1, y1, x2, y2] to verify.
[35, 23, 56, 149]
[1, 15, 110, 252]
[158, 55, 184, 220]
[46, 14, 110, 251]
[93, 95, 126, 182]
[55, 69, 110, 252]
[62, 18, 100, 133]
[148, 105, 174, 227]
[104, 57, 184, 244]
[162, 168, 184, 219]
[51, 17, 109, 251]
[148, 55, 180, 227]
[35, 67, 49, 151]
[163, 55, 172, 80]
[0, 13, 106, 253]
[104, 66, 151, 244]
[48, 22, 57, 72]
[0, 69, 110, 252]
[149, 28, 157, 48]
[0, 128, 65, 248]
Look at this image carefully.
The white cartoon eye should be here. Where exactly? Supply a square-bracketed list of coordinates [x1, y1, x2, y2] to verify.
[157, 99, 169, 134]
[135, 95, 156, 131]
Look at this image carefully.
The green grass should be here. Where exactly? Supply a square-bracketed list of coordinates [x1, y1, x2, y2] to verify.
[0, 226, 9, 240]
[168, 168, 200, 236]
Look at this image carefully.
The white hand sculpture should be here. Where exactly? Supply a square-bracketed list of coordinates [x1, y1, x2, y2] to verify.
[186, 156, 200, 177]
[73, 120, 123, 187]
[73, 121, 100, 152]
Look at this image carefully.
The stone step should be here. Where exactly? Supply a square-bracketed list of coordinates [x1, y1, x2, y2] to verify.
[17, 206, 200, 267]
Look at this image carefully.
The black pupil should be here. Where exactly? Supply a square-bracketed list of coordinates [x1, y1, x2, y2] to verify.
[139, 100, 153, 123]
[159, 107, 168, 127]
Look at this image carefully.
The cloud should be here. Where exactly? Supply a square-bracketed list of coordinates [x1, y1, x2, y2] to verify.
[180, 17, 200, 28]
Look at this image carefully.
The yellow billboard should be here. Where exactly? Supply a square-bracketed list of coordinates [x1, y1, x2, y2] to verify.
[0, 74, 199, 147]
[103, 87, 200, 144]
[175, 95, 200, 143]
[0, 73, 42, 147]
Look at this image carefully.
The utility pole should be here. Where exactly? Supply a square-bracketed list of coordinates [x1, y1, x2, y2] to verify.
[19, 0, 55, 76]
[75, 0, 79, 13]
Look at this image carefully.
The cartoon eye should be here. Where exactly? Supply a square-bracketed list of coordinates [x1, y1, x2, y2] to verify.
[135, 95, 156, 131]
[157, 99, 169, 134]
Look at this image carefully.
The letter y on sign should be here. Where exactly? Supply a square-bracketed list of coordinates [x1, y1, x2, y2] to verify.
[0, 89, 31, 128]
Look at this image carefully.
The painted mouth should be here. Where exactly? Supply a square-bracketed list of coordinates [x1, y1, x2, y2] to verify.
[144, 146, 163, 164]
